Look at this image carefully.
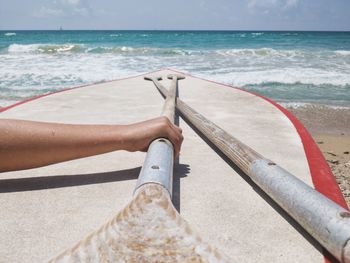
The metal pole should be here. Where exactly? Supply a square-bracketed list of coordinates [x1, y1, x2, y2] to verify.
[49, 75, 230, 262]
[134, 74, 184, 197]
[146, 76, 350, 263]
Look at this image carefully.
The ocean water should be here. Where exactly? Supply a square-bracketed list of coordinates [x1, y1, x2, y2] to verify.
[0, 30, 349, 108]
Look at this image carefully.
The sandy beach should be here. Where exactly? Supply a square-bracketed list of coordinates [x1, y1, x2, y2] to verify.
[289, 105, 350, 207]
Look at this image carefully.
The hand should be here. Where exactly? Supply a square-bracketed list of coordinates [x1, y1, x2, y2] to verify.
[122, 116, 184, 157]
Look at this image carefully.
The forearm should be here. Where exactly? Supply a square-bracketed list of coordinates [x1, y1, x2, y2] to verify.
[0, 119, 128, 172]
[0, 117, 183, 173]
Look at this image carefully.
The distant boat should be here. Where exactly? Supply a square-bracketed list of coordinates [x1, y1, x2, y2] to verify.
[59, 26, 63, 31]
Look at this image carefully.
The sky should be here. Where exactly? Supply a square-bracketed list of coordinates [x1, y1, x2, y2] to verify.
[0, 0, 350, 31]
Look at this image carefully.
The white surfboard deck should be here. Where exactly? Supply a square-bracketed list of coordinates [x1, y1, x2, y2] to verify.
[0, 69, 336, 262]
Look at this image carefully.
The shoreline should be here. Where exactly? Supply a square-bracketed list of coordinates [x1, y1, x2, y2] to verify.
[288, 105, 350, 207]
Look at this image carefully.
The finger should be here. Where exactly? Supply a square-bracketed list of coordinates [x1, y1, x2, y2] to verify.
[175, 133, 184, 158]
[173, 128, 183, 157]
[174, 145, 180, 159]
[169, 123, 182, 135]
[166, 128, 181, 157]
[175, 126, 183, 134]
[178, 134, 184, 155]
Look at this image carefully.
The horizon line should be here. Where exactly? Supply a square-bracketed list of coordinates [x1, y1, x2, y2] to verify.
[1, 29, 350, 32]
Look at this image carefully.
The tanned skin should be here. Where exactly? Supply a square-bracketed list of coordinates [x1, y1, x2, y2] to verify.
[0, 116, 183, 172]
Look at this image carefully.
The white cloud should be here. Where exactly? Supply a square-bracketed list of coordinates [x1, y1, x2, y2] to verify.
[285, 0, 298, 8]
[33, 0, 91, 18]
[33, 7, 64, 17]
[64, 0, 81, 5]
[248, 0, 277, 9]
[248, 0, 299, 10]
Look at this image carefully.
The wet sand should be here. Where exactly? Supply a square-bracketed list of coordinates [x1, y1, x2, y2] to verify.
[288, 105, 350, 207]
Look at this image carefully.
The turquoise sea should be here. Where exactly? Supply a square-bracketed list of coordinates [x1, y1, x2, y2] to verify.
[0, 30, 349, 107]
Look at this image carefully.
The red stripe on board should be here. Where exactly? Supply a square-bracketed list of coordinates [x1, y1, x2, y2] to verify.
[169, 68, 348, 209]
[0, 70, 161, 113]
[168, 68, 347, 263]
[264, 98, 348, 208]
[0, 82, 106, 113]
[0, 87, 76, 113]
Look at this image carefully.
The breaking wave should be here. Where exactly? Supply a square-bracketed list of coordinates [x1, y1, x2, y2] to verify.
[7, 44, 82, 54]
[335, 50, 350, 56]
[5, 44, 350, 61]
[1, 33, 350, 107]
[5, 43, 194, 55]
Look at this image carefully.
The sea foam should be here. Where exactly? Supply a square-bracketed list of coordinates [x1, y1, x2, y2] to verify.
[7, 44, 80, 54]
[1, 31, 350, 107]
[335, 50, 350, 56]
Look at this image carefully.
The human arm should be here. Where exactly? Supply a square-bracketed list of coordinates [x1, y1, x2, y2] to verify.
[0, 117, 183, 172]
